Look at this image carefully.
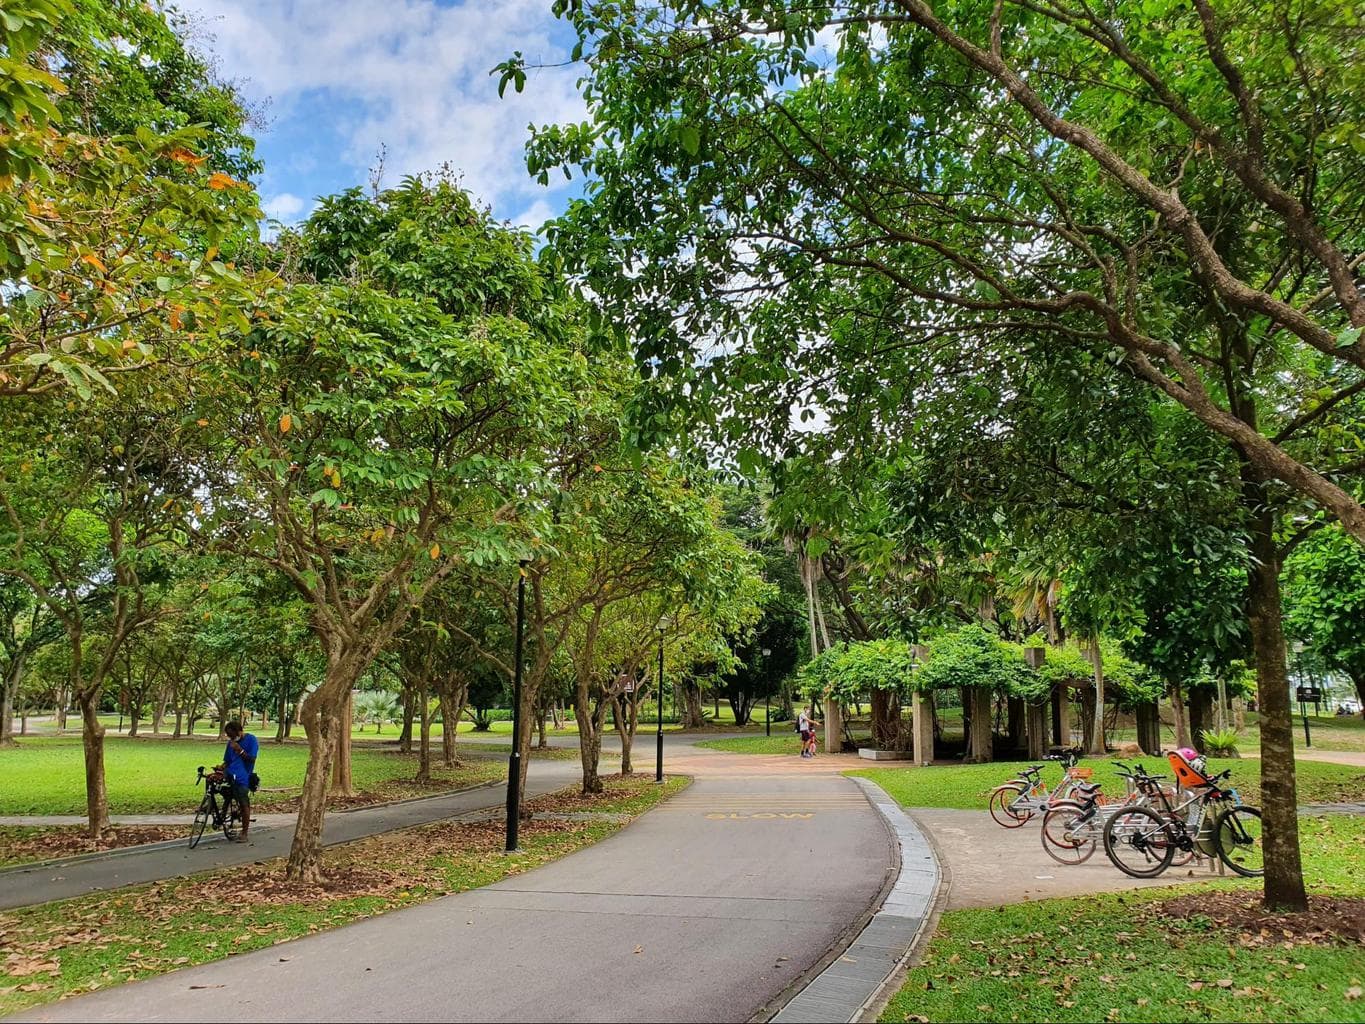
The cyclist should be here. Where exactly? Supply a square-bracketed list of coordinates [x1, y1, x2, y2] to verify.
[221, 721, 259, 843]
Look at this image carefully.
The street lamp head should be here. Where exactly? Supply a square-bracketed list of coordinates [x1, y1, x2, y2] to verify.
[761, 647, 772, 657]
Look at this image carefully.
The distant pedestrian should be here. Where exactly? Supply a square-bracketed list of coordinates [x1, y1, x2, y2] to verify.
[222, 721, 259, 842]
[799, 706, 820, 759]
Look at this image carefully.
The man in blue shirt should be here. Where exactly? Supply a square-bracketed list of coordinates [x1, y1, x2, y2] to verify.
[222, 721, 259, 842]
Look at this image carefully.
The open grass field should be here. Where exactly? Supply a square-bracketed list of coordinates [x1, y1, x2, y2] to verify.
[879, 815, 1365, 1023]
[0, 774, 691, 1015]
[849, 758, 1365, 811]
[0, 736, 509, 816]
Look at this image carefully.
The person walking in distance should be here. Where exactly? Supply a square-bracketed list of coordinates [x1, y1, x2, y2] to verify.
[797, 706, 811, 758]
[805, 708, 821, 758]
[222, 721, 258, 842]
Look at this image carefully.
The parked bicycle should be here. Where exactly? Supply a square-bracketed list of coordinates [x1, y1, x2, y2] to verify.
[188, 765, 243, 848]
[1040, 761, 1189, 867]
[1101, 750, 1263, 878]
[987, 748, 1087, 828]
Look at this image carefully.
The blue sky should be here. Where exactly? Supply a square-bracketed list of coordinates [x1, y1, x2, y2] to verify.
[178, 0, 586, 230]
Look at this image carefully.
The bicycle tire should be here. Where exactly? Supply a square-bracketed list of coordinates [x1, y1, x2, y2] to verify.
[1103, 805, 1176, 878]
[1213, 805, 1264, 877]
[222, 796, 241, 841]
[1041, 801, 1096, 865]
[989, 784, 1031, 828]
[188, 794, 212, 849]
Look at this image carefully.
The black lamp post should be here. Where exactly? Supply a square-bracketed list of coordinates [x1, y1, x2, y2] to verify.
[505, 559, 529, 852]
[656, 625, 665, 784]
[762, 647, 773, 737]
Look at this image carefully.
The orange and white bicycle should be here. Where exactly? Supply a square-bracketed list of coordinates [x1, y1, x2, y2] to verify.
[987, 749, 1091, 828]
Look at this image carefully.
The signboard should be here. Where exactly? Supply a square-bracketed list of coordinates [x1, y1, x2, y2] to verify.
[623, 679, 635, 694]
[1296, 686, 1323, 704]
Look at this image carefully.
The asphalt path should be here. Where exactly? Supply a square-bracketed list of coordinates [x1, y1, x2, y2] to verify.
[12, 742, 895, 1024]
[0, 757, 582, 911]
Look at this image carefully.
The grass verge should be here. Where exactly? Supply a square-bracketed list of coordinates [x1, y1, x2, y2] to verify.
[880, 815, 1365, 1024]
[0, 773, 690, 1014]
[0, 737, 508, 816]
[847, 758, 1363, 811]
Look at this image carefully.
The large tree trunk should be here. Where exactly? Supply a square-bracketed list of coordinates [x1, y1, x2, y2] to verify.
[1006, 696, 1025, 752]
[1050, 684, 1063, 746]
[1169, 679, 1192, 750]
[1188, 688, 1212, 753]
[398, 688, 414, 753]
[574, 681, 604, 795]
[680, 682, 705, 729]
[79, 690, 111, 838]
[331, 689, 353, 796]
[1247, 514, 1307, 910]
[416, 677, 432, 784]
[965, 687, 993, 764]
[285, 693, 341, 883]
[0, 652, 21, 746]
[1135, 701, 1162, 756]
[870, 688, 898, 749]
[616, 698, 634, 775]
[1088, 641, 1106, 755]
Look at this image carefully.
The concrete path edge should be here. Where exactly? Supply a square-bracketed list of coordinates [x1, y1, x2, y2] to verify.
[769, 778, 942, 1024]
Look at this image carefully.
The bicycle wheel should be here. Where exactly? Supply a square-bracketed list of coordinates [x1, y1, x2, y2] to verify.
[1213, 805, 1264, 877]
[188, 795, 212, 849]
[1041, 801, 1096, 865]
[989, 784, 1031, 828]
[1103, 805, 1176, 878]
[222, 795, 241, 841]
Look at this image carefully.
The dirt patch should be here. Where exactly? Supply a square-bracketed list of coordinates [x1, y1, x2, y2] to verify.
[0, 826, 185, 866]
[1151, 891, 1365, 946]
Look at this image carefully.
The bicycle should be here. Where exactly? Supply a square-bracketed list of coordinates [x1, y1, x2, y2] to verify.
[1101, 757, 1263, 878]
[987, 749, 1086, 828]
[1040, 762, 1189, 867]
[188, 765, 243, 848]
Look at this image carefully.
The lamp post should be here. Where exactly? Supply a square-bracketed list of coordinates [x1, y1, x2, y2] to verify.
[762, 647, 773, 737]
[656, 624, 665, 784]
[505, 559, 529, 852]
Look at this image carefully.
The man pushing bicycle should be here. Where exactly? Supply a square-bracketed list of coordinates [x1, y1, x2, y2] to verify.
[220, 721, 259, 843]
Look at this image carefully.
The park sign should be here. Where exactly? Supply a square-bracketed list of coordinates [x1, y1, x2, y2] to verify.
[1296, 686, 1323, 704]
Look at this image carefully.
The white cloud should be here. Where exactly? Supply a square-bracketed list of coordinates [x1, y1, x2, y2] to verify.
[511, 197, 556, 233]
[262, 192, 308, 222]
[180, 0, 583, 216]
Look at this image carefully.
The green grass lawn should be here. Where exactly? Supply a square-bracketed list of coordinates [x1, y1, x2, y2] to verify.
[848, 757, 1364, 811]
[880, 815, 1365, 1023]
[0, 736, 508, 816]
[0, 774, 690, 1015]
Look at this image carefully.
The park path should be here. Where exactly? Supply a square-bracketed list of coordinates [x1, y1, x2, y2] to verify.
[0, 758, 583, 911]
[12, 739, 895, 1024]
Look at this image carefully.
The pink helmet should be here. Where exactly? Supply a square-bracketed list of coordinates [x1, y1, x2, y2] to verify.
[1176, 746, 1199, 762]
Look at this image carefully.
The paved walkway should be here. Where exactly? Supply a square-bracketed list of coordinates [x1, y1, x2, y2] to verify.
[13, 740, 895, 1024]
[0, 759, 583, 911]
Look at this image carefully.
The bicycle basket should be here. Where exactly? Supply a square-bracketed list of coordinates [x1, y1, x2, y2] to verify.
[1167, 749, 1214, 789]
